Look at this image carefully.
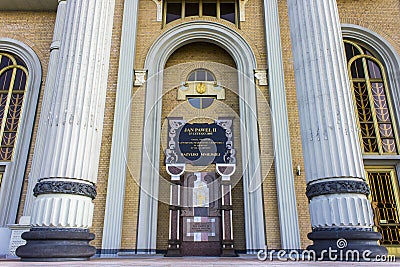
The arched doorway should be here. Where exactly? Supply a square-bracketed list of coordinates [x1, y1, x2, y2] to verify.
[158, 42, 241, 256]
[136, 21, 266, 254]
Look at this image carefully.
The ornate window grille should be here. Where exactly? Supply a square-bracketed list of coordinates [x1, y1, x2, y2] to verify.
[366, 168, 400, 245]
[344, 40, 399, 154]
[0, 52, 28, 162]
[345, 39, 400, 249]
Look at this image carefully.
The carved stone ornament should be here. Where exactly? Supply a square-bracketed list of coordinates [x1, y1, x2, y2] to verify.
[33, 181, 97, 199]
[165, 118, 186, 164]
[216, 119, 236, 164]
[312, 227, 373, 232]
[31, 227, 90, 232]
[254, 69, 268, 86]
[306, 180, 370, 200]
[134, 70, 146, 86]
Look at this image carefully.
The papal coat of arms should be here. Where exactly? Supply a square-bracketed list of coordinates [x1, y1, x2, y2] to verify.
[196, 83, 207, 94]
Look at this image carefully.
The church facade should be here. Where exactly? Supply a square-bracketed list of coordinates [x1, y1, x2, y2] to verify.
[0, 0, 399, 261]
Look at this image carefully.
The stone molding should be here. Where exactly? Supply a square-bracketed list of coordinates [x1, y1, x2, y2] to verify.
[306, 180, 370, 199]
[33, 181, 97, 199]
[30, 227, 89, 232]
[312, 227, 373, 232]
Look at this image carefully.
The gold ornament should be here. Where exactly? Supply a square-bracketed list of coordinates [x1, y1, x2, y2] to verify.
[196, 83, 207, 94]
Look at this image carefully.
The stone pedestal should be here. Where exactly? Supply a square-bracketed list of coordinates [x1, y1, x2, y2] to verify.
[16, 228, 95, 262]
[287, 0, 387, 258]
[7, 216, 30, 258]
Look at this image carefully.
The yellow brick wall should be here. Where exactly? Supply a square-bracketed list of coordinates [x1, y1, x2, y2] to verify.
[130, 0, 282, 252]
[7, 0, 399, 253]
[337, 0, 400, 55]
[1, 1, 125, 249]
[105, 0, 400, 251]
[276, 0, 400, 249]
[0, 11, 56, 220]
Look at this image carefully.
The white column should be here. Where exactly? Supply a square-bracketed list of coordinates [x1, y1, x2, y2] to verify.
[101, 0, 140, 256]
[287, 0, 369, 225]
[23, 0, 67, 217]
[263, 0, 301, 249]
[16, 0, 115, 261]
[287, 0, 386, 256]
[30, 0, 115, 227]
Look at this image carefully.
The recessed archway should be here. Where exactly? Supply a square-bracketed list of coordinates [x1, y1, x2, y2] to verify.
[137, 21, 266, 254]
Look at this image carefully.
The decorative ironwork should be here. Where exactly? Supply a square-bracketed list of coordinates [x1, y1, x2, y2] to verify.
[0, 52, 28, 161]
[33, 181, 97, 199]
[306, 180, 370, 200]
[344, 40, 399, 155]
[367, 169, 400, 245]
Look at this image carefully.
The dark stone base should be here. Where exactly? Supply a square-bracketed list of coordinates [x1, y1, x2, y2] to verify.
[165, 247, 182, 257]
[307, 229, 387, 261]
[221, 247, 238, 257]
[16, 228, 96, 261]
[181, 241, 221, 256]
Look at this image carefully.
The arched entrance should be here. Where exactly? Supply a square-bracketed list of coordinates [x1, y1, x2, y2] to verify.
[137, 21, 265, 254]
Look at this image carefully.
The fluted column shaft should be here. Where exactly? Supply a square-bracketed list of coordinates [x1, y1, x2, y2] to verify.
[29, 0, 115, 228]
[101, 0, 140, 255]
[17, 0, 115, 261]
[288, 0, 370, 229]
[23, 0, 67, 217]
[287, 0, 386, 257]
[264, 0, 300, 249]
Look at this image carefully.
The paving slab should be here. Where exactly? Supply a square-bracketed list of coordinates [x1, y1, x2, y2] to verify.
[0, 256, 399, 267]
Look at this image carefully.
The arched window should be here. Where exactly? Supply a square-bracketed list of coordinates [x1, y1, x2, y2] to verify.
[186, 69, 216, 109]
[0, 52, 28, 162]
[187, 68, 215, 82]
[345, 40, 399, 154]
[344, 38, 400, 249]
[0, 38, 41, 227]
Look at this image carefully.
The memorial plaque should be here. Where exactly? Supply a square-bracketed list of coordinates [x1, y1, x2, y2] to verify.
[183, 217, 219, 242]
[165, 118, 235, 166]
[178, 123, 227, 165]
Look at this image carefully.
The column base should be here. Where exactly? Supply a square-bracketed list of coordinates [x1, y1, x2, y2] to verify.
[16, 227, 96, 261]
[307, 229, 387, 261]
